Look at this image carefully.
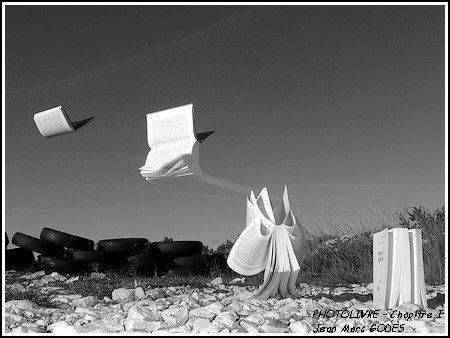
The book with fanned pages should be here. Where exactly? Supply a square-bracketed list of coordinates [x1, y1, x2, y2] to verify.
[373, 228, 427, 309]
[34, 105, 94, 138]
[227, 186, 307, 300]
[139, 103, 215, 181]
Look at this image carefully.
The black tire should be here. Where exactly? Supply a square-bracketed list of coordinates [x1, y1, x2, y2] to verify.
[153, 241, 203, 257]
[169, 267, 210, 276]
[127, 250, 157, 277]
[71, 249, 103, 263]
[40, 227, 94, 250]
[37, 255, 91, 273]
[205, 253, 228, 271]
[97, 238, 148, 256]
[6, 232, 9, 247]
[6, 248, 35, 271]
[12, 232, 69, 259]
[173, 254, 208, 269]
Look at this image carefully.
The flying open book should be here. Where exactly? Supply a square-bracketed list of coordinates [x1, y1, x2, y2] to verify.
[227, 186, 306, 299]
[33, 105, 95, 138]
[373, 228, 427, 309]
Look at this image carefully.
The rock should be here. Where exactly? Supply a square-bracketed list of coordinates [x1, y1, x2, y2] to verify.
[260, 323, 289, 333]
[64, 276, 80, 284]
[209, 277, 223, 286]
[112, 288, 135, 303]
[230, 277, 245, 284]
[4, 312, 25, 326]
[213, 311, 239, 329]
[72, 296, 97, 308]
[240, 320, 260, 333]
[396, 302, 422, 312]
[48, 321, 78, 334]
[10, 323, 45, 333]
[5, 300, 38, 313]
[134, 287, 146, 301]
[126, 305, 161, 322]
[263, 311, 281, 320]
[189, 302, 223, 319]
[192, 317, 221, 333]
[161, 307, 189, 327]
[7, 283, 27, 292]
[22, 271, 46, 280]
[50, 272, 67, 282]
[125, 319, 166, 332]
[290, 321, 311, 333]
[91, 272, 106, 279]
[243, 313, 265, 326]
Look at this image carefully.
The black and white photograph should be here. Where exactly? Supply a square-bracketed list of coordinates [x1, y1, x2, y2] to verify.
[2, 2, 448, 335]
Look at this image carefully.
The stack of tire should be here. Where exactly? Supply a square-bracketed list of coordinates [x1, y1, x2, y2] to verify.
[148, 241, 228, 276]
[7, 228, 228, 276]
[10, 229, 94, 274]
[6, 232, 35, 271]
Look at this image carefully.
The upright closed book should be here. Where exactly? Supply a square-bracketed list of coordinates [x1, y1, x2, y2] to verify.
[373, 228, 427, 309]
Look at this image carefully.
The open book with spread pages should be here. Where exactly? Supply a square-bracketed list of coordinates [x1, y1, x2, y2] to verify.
[139, 103, 214, 180]
[139, 103, 249, 193]
[227, 186, 306, 299]
[373, 228, 427, 309]
[33, 105, 95, 138]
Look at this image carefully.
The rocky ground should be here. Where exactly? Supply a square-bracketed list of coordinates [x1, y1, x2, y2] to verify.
[4, 270, 446, 334]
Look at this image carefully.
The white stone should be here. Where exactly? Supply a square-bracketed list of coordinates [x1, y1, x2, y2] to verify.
[10, 323, 45, 333]
[260, 324, 289, 333]
[243, 313, 265, 326]
[230, 277, 245, 284]
[64, 276, 80, 284]
[290, 321, 311, 333]
[21, 271, 46, 280]
[213, 311, 239, 329]
[240, 320, 260, 333]
[7, 283, 27, 292]
[50, 272, 67, 281]
[90, 272, 106, 279]
[72, 296, 97, 308]
[134, 287, 146, 301]
[209, 277, 223, 286]
[126, 305, 161, 322]
[112, 288, 135, 302]
[48, 321, 78, 334]
[161, 306, 189, 327]
[189, 302, 223, 319]
[5, 300, 38, 312]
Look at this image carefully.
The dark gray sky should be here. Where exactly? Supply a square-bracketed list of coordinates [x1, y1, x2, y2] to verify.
[5, 5, 445, 247]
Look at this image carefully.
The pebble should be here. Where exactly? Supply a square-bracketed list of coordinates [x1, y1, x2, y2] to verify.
[161, 306, 189, 327]
[290, 320, 311, 333]
[112, 288, 135, 302]
[3, 271, 446, 334]
[72, 296, 97, 308]
[5, 300, 38, 312]
[90, 272, 106, 279]
[64, 276, 80, 284]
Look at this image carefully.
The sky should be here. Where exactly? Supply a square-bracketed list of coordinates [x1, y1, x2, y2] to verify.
[4, 5, 446, 248]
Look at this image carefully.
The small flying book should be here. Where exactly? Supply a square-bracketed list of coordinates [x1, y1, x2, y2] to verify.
[227, 186, 307, 299]
[139, 103, 215, 181]
[373, 228, 427, 309]
[33, 105, 95, 138]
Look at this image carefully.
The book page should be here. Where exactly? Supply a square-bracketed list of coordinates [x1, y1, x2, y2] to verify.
[33, 106, 74, 137]
[140, 139, 196, 174]
[398, 229, 412, 305]
[409, 229, 427, 307]
[146, 103, 196, 148]
[373, 228, 389, 309]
